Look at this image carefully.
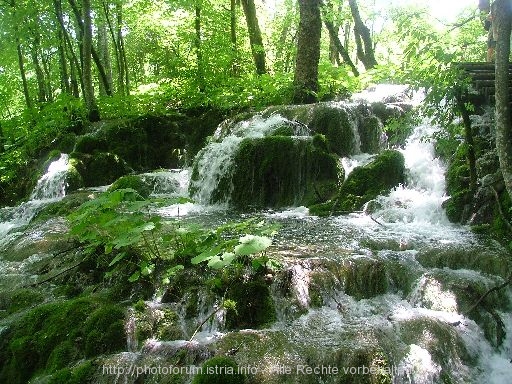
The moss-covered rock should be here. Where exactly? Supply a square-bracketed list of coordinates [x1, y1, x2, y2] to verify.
[311, 150, 405, 215]
[358, 115, 383, 153]
[263, 103, 364, 156]
[192, 135, 343, 208]
[108, 175, 152, 198]
[71, 151, 132, 187]
[0, 297, 126, 384]
[343, 256, 389, 300]
[32, 191, 92, 222]
[192, 356, 246, 384]
[0, 288, 45, 318]
[225, 280, 275, 329]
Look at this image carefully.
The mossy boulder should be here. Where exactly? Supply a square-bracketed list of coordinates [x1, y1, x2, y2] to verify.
[192, 135, 343, 208]
[225, 280, 275, 329]
[358, 115, 383, 153]
[0, 288, 45, 318]
[310, 150, 405, 215]
[71, 151, 132, 187]
[444, 144, 471, 223]
[108, 175, 152, 198]
[32, 191, 92, 222]
[0, 297, 126, 384]
[263, 103, 364, 156]
[192, 356, 246, 384]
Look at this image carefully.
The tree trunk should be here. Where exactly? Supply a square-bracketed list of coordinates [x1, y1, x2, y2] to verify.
[292, 0, 321, 104]
[240, 0, 267, 75]
[82, 0, 100, 121]
[30, 35, 48, 103]
[16, 41, 32, 109]
[323, 18, 359, 76]
[97, 20, 113, 96]
[195, 4, 205, 92]
[54, 0, 84, 97]
[102, 0, 122, 94]
[230, 0, 239, 76]
[494, 0, 512, 199]
[348, 0, 377, 70]
[68, 0, 112, 96]
[57, 29, 71, 95]
[116, 1, 129, 95]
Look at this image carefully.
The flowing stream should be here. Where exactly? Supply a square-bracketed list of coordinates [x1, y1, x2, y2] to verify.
[0, 87, 511, 383]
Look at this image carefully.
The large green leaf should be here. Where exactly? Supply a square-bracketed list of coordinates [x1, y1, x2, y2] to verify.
[191, 244, 224, 264]
[208, 252, 236, 269]
[234, 235, 272, 256]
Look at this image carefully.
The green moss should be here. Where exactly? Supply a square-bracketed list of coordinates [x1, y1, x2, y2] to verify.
[321, 150, 405, 214]
[443, 190, 470, 223]
[32, 191, 92, 222]
[108, 175, 152, 198]
[192, 356, 245, 384]
[0, 298, 126, 384]
[359, 115, 383, 153]
[47, 360, 95, 384]
[71, 152, 132, 187]
[343, 257, 389, 300]
[209, 136, 342, 208]
[0, 288, 45, 317]
[271, 124, 295, 136]
[74, 135, 108, 154]
[226, 280, 275, 329]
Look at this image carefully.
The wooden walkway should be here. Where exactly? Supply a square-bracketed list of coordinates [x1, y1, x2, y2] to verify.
[457, 62, 512, 104]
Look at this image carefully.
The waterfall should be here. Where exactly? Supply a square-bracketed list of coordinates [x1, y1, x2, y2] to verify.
[30, 153, 71, 200]
[0, 154, 71, 245]
[189, 114, 297, 205]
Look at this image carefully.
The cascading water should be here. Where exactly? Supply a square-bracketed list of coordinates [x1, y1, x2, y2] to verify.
[30, 153, 70, 200]
[189, 114, 311, 205]
[154, 87, 510, 383]
[2, 86, 511, 384]
[0, 154, 71, 246]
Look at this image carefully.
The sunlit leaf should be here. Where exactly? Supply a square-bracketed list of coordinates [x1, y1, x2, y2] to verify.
[234, 235, 272, 256]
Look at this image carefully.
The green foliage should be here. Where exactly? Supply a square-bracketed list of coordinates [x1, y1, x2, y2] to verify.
[190, 219, 278, 272]
[68, 189, 278, 285]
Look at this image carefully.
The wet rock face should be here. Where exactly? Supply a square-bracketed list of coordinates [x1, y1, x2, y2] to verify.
[227, 136, 343, 209]
[310, 150, 406, 215]
[262, 102, 386, 157]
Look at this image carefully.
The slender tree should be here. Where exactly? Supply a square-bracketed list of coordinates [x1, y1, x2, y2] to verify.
[240, 0, 266, 75]
[230, 0, 239, 75]
[82, 0, 100, 121]
[293, 0, 322, 104]
[348, 0, 377, 69]
[68, 0, 112, 96]
[194, 2, 205, 92]
[494, 0, 512, 198]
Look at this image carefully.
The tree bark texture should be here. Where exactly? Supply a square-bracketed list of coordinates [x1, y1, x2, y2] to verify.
[98, 21, 113, 96]
[17, 42, 32, 109]
[230, 0, 239, 76]
[293, 0, 321, 104]
[240, 0, 267, 75]
[494, 0, 512, 199]
[348, 0, 377, 69]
